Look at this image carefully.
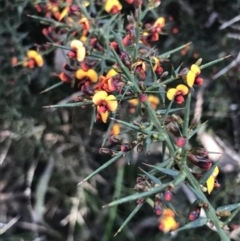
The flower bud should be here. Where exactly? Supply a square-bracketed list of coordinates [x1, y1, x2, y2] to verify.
[139, 93, 147, 102]
[99, 147, 113, 155]
[189, 209, 200, 221]
[194, 77, 203, 86]
[121, 143, 133, 152]
[191, 147, 208, 157]
[176, 137, 187, 148]
[137, 143, 143, 152]
[164, 190, 173, 202]
[187, 153, 213, 170]
[154, 198, 163, 216]
[108, 135, 121, 144]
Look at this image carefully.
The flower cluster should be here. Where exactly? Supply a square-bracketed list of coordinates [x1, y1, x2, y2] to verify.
[27, 1, 228, 238]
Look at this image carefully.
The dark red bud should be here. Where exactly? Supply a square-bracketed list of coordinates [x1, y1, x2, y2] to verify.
[187, 154, 213, 170]
[189, 210, 200, 221]
[139, 93, 147, 102]
[175, 95, 185, 104]
[121, 143, 133, 152]
[108, 135, 121, 144]
[194, 77, 203, 86]
[176, 137, 187, 148]
[164, 190, 173, 202]
[99, 147, 113, 155]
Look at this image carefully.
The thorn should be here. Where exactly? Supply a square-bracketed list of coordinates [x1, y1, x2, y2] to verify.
[114, 230, 120, 237]
[77, 180, 85, 186]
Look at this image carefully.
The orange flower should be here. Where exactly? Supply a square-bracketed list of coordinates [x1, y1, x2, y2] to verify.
[148, 95, 160, 110]
[206, 166, 219, 194]
[75, 69, 98, 82]
[152, 56, 163, 74]
[158, 209, 179, 233]
[97, 69, 120, 93]
[186, 64, 201, 87]
[166, 84, 189, 104]
[79, 17, 91, 36]
[111, 123, 121, 135]
[69, 39, 86, 62]
[104, 0, 122, 14]
[92, 91, 118, 123]
[23, 50, 44, 68]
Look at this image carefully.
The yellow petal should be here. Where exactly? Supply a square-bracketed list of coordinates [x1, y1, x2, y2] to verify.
[76, 46, 86, 62]
[206, 175, 215, 194]
[75, 69, 86, 79]
[190, 64, 201, 75]
[58, 7, 68, 21]
[111, 123, 120, 135]
[104, 0, 120, 12]
[35, 55, 44, 67]
[212, 166, 219, 178]
[70, 39, 83, 49]
[186, 70, 195, 87]
[100, 110, 109, 123]
[87, 69, 98, 82]
[27, 50, 38, 59]
[176, 84, 189, 95]
[106, 69, 118, 78]
[152, 56, 160, 71]
[154, 17, 165, 28]
[166, 88, 177, 100]
[105, 94, 118, 111]
[92, 91, 108, 105]
[148, 95, 160, 110]
[128, 98, 139, 106]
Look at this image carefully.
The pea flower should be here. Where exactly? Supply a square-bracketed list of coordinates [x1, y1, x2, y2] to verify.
[158, 209, 179, 233]
[166, 84, 189, 104]
[104, 0, 122, 14]
[206, 166, 219, 194]
[92, 91, 118, 123]
[23, 50, 44, 68]
[186, 64, 202, 87]
[75, 69, 98, 83]
[68, 40, 86, 62]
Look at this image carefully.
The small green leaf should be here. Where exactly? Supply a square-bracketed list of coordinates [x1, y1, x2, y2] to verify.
[138, 167, 162, 185]
[176, 217, 208, 232]
[200, 55, 231, 70]
[43, 101, 92, 109]
[143, 164, 179, 177]
[40, 82, 63, 94]
[217, 203, 240, 213]
[156, 107, 184, 115]
[159, 42, 191, 58]
[102, 183, 168, 208]
[188, 121, 208, 139]
[114, 204, 143, 236]
[79, 152, 124, 184]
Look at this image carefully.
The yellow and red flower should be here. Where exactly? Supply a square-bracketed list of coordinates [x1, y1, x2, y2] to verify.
[158, 208, 179, 233]
[92, 91, 118, 123]
[68, 39, 86, 62]
[185, 64, 202, 87]
[152, 56, 163, 75]
[79, 17, 91, 36]
[167, 84, 188, 104]
[150, 17, 165, 41]
[23, 50, 44, 68]
[97, 69, 122, 93]
[104, 0, 122, 14]
[206, 166, 219, 194]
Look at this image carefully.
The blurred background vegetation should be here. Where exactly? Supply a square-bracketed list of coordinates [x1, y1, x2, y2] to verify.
[1, 0, 240, 241]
